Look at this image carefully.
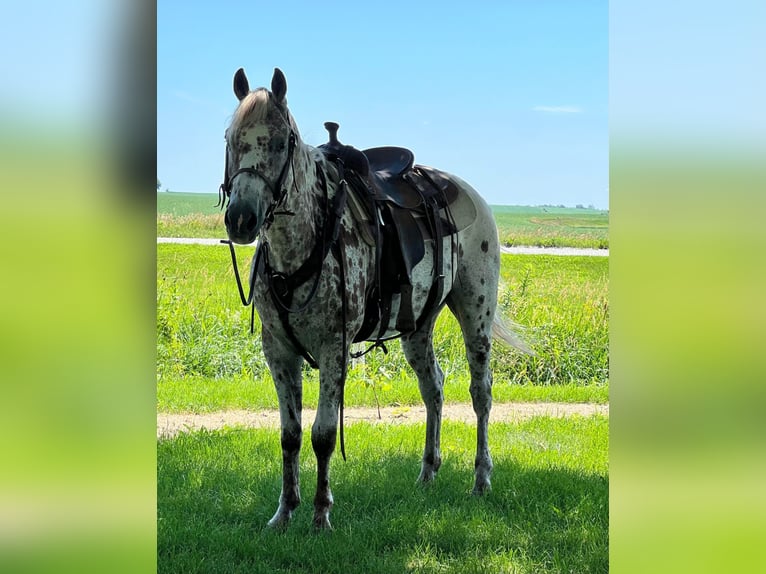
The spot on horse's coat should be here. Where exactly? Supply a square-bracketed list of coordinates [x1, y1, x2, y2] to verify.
[480, 240, 489, 253]
[459, 243, 464, 258]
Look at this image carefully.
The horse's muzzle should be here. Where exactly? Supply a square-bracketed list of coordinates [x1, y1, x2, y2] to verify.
[224, 202, 260, 244]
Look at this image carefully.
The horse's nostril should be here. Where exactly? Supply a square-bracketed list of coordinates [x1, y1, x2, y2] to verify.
[246, 213, 258, 232]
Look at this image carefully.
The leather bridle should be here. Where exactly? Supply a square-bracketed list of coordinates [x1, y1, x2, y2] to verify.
[217, 130, 297, 228]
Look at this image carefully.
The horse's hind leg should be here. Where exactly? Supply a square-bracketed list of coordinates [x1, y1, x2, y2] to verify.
[262, 331, 304, 529]
[401, 312, 444, 483]
[447, 261, 499, 495]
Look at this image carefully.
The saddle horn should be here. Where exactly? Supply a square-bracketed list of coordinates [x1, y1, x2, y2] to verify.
[324, 121, 340, 145]
[319, 121, 369, 177]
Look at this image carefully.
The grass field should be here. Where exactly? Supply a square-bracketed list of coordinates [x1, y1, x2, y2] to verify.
[157, 192, 609, 249]
[157, 244, 608, 412]
[158, 416, 608, 573]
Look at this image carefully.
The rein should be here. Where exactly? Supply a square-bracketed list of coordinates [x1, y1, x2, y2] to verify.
[220, 237, 261, 334]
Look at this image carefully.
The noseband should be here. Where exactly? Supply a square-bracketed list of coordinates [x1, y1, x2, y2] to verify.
[217, 130, 297, 228]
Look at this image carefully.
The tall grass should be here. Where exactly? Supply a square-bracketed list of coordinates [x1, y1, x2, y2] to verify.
[157, 212, 225, 238]
[157, 245, 608, 412]
[157, 243, 261, 381]
[158, 416, 608, 573]
[495, 255, 609, 386]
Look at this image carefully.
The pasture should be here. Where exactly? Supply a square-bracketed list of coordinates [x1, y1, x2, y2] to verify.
[157, 191, 609, 249]
[156, 194, 609, 573]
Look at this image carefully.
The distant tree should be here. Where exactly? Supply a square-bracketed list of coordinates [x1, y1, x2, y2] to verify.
[576, 203, 584, 209]
[588, 204, 595, 210]
[157, 178, 161, 191]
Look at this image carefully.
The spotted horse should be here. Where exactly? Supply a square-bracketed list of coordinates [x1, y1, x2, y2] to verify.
[218, 67, 529, 530]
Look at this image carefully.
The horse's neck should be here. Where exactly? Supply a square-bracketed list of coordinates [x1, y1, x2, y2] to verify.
[261, 144, 321, 274]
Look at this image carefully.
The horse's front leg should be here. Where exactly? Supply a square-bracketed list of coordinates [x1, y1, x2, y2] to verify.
[262, 331, 304, 529]
[311, 350, 347, 530]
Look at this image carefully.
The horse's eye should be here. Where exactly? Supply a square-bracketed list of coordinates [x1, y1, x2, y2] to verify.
[270, 138, 286, 153]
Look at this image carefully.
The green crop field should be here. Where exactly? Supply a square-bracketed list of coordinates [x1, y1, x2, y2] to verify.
[156, 192, 609, 249]
[492, 205, 608, 249]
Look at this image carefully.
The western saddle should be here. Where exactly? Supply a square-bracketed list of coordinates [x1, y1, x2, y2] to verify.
[318, 122, 468, 345]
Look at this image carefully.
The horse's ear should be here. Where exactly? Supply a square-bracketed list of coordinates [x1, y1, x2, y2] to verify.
[233, 68, 249, 101]
[271, 68, 287, 104]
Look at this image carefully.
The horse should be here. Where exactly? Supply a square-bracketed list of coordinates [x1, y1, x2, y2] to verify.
[219, 67, 528, 530]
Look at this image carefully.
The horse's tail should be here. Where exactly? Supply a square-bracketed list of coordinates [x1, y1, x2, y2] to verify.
[491, 313, 535, 355]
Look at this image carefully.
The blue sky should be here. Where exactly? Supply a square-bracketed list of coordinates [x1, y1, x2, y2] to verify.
[158, 0, 607, 208]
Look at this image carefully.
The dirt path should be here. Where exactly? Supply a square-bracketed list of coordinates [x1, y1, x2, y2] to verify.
[500, 246, 608, 256]
[156, 237, 608, 257]
[158, 402, 608, 439]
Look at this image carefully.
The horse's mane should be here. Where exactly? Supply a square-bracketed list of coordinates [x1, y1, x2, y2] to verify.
[231, 88, 270, 131]
[230, 88, 295, 135]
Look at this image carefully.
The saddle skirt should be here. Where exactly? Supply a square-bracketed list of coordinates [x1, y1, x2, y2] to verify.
[345, 165, 478, 255]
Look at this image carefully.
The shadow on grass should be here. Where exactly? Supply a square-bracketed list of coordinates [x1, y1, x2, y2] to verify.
[158, 425, 608, 574]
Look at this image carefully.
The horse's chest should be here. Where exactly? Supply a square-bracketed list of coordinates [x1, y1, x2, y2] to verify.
[252, 246, 370, 342]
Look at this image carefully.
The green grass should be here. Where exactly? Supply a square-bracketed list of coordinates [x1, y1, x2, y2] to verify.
[158, 416, 608, 573]
[157, 245, 608, 413]
[156, 193, 608, 248]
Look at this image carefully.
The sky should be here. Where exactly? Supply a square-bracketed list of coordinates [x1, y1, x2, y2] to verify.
[158, 0, 608, 208]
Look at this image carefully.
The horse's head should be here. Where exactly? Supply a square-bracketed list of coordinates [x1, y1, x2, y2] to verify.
[221, 67, 296, 244]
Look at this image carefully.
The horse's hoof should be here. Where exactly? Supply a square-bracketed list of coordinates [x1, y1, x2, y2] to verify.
[416, 469, 437, 484]
[471, 477, 492, 496]
[417, 460, 440, 484]
[312, 512, 333, 531]
[267, 510, 292, 530]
